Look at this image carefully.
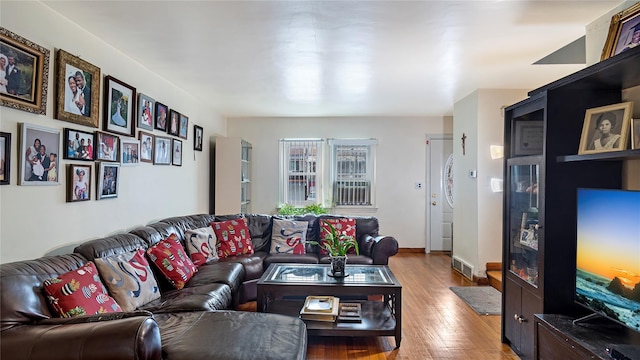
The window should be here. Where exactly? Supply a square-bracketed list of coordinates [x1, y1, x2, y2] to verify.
[279, 139, 323, 206]
[329, 139, 377, 207]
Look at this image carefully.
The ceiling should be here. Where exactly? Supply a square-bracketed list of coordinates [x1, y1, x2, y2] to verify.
[42, 1, 622, 118]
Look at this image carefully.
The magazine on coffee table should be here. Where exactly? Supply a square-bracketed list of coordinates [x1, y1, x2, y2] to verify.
[300, 296, 340, 322]
[338, 303, 362, 323]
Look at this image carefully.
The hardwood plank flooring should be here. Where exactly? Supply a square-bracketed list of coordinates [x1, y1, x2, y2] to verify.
[238, 253, 520, 359]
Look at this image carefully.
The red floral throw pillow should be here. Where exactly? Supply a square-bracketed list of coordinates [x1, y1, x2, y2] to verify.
[146, 233, 198, 289]
[43, 262, 122, 318]
[319, 218, 357, 255]
[211, 219, 254, 259]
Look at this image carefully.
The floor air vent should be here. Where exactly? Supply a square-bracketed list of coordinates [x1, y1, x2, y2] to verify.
[452, 256, 474, 281]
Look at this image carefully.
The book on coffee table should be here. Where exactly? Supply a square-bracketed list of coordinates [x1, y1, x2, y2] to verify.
[338, 302, 362, 323]
[300, 296, 340, 322]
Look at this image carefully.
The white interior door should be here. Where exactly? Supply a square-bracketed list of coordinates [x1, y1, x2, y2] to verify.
[427, 137, 453, 252]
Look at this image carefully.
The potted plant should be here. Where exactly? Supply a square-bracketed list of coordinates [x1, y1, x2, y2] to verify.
[310, 220, 359, 277]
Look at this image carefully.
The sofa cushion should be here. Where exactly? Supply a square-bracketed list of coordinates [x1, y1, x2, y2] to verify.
[146, 234, 198, 290]
[154, 311, 307, 360]
[184, 227, 219, 266]
[139, 283, 232, 313]
[263, 253, 319, 269]
[211, 219, 254, 258]
[217, 252, 267, 281]
[318, 254, 373, 265]
[94, 248, 160, 312]
[269, 219, 308, 255]
[43, 262, 122, 317]
[186, 262, 245, 294]
[319, 217, 357, 255]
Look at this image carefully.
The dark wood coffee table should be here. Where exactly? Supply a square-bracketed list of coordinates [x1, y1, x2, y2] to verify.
[256, 263, 402, 347]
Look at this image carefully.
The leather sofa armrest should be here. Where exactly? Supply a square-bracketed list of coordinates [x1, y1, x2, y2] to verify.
[368, 235, 399, 265]
[2, 313, 161, 360]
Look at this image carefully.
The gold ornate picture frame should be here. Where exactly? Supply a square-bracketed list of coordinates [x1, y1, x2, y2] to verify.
[601, 2, 640, 60]
[0, 27, 50, 115]
[55, 49, 101, 128]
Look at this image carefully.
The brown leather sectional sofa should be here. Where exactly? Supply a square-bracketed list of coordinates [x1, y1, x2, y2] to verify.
[0, 213, 398, 360]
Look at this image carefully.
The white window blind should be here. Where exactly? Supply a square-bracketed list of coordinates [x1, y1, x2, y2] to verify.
[279, 139, 323, 206]
[329, 139, 377, 206]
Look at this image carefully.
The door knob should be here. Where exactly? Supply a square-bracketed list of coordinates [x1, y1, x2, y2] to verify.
[514, 314, 526, 324]
[432, 201, 437, 206]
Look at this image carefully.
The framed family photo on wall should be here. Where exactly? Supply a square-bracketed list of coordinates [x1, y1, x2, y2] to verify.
[154, 135, 171, 165]
[95, 131, 119, 162]
[139, 131, 154, 163]
[55, 49, 100, 127]
[155, 102, 168, 132]
[64, 128, 95, 161]
[104, 75, 136, 137]
[67, 164, 91, 202]
[0, 27, 50, 115]
[178, 114, 189, 139]
[172, 139, 182, 166]
[0, 132, 11, 185]
[601, 2, 640, 60]
[137, 93, 154, 131]
[19, 123, 61, 186]
[97, 162, 120, 200]
[194, 125, 203, 151]
[121, 138, 140, 166]
[578, 102, 633, 155]
[168, 109, 180, 136]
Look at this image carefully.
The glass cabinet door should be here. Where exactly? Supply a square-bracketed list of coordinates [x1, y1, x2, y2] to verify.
[507, 161, 540, 287]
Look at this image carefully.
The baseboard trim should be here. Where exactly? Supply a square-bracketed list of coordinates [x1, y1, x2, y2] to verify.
[398, 248, 425, 253]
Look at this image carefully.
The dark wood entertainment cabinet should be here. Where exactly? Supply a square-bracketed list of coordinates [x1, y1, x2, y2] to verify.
[501, 46, 640, 359]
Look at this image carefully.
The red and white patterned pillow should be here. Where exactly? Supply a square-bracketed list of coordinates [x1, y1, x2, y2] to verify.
[270, 219, 307, 255]
[185, 226, 219, 266]
[43, 262, 122, 317]
[319, 218, 357, 255]
[94, 248, 160, 311]
[210, 219, 254, 259]
[146, 233, 198, 289]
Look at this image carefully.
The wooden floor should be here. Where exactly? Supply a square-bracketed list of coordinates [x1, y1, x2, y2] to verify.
[239, 253, 520, 359]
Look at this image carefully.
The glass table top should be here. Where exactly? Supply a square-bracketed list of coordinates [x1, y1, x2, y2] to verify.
[262, 264, 394, 285]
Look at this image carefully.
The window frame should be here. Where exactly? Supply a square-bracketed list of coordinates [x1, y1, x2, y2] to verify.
[278, 138, 325, 207]
[328, 139, 378, 208]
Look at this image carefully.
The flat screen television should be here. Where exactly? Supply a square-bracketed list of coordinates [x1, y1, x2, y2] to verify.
[575, 188, 640, 332]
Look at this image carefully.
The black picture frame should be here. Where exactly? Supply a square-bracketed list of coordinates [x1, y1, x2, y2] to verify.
[194, 125, 203, 151]
[168, 109, 180, 136]
[103, 75, 136, 137]
[178, 113, 189, 140]
[63, 128, 95, 161]
[0, 132, 11, 185]
[172, 139, 182, 166]
[155, 102, 168, 132]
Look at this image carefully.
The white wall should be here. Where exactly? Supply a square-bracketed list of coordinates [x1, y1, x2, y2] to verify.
[0, 2, 225, 263]
[226, 116, 453, 249]
[452, 89, 528, 277]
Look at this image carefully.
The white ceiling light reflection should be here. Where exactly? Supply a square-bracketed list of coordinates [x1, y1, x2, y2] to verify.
[284, 60, 322, 103]
[336, 63, 371, 99]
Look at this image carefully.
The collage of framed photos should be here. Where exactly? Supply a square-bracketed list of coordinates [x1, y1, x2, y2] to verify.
[0, 27, 204, 203]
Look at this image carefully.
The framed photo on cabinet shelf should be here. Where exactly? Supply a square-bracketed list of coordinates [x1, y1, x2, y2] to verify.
[194, 125, 203, 151]
[632, 118, 640, 150]
[63, 128, 95, 161]
[120, 138, 140, 166]
[0, 132, 11, 185]
[578, 102, 633, 155]
[103, 75, 136, 137]
[513, 121, 543, 156]
[139, 131, 154, 163]
[137, 93, 154, 131]
[0, 27, 50, 115]
[97, 162, 120, 200]
[154, 135, 171, 165]
[67, 164, 91, 202]
[172, 139, 182, 166]
[155, 102, 168, 132]
[55, 49, 100, 127]
[19, 123, 61, 186]
[95, 131, 119, 162]
[601, 2, 640, 60]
